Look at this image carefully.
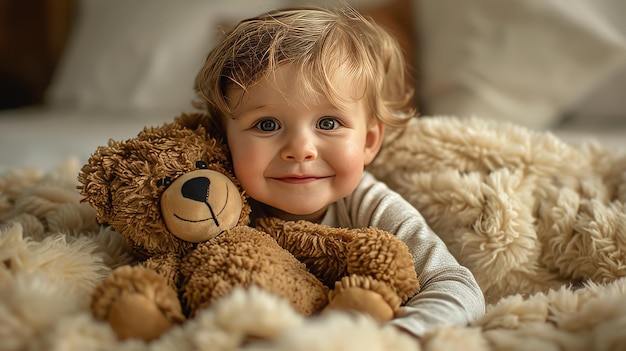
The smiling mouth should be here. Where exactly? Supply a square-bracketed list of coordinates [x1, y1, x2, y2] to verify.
[273, 176, 329, 184]
[174, 214, 213, 223]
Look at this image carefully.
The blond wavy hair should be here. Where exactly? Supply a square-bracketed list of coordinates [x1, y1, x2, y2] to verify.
[195, 6, 415, 128]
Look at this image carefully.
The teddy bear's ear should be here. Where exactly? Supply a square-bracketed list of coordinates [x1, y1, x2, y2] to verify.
[77, 139, 125, 224]
[174, 112, 224, 140]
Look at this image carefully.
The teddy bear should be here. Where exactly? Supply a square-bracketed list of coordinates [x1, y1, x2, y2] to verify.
[78, 112, 420, 342]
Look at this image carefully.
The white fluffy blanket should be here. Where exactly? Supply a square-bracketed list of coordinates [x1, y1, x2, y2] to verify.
[2, 116, 626, 351]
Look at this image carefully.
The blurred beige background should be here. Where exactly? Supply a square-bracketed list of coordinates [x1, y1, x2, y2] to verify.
[1, 0, 625, 173]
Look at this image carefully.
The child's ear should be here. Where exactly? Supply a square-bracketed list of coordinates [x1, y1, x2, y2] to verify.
[363, 121, 385, 165]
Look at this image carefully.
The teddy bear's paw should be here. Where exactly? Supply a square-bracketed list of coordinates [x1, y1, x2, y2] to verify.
[107, 290, 177, 341]
[331, 274, 403, 315]
[91, 265, 185, 341]
[347, 228, 420, 301]
[324, 286, 394, 322]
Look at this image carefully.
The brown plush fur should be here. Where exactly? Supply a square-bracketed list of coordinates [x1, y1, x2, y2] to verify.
[256, 219, 420, 309]
[77, 113, 419, 341]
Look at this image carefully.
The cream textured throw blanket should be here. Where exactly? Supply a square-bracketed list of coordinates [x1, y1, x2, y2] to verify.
[1, 116, 626, 351]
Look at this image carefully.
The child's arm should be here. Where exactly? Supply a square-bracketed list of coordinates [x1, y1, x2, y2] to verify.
[329, 172, 486, 338]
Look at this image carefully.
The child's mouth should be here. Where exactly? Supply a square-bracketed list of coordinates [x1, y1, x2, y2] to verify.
[273, 175, 328, 184]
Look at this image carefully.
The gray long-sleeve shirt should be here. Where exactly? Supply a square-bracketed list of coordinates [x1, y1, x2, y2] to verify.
[321, 172, 485, 337]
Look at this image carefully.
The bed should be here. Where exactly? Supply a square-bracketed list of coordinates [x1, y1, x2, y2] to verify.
[2, 1, 626, 350]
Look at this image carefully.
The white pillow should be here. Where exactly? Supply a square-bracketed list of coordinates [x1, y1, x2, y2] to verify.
[416, 0, 626, 130]
[46, 0, 284, 113]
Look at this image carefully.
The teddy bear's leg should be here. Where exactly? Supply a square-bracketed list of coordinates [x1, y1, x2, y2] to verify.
[181, 227, 330, 317]
[92, 265, 185, 341]
[256, 218, 420, 318]
[328, 227, 420, 318]
[345, 227, 420, 303]
[324, 276, 397, 322]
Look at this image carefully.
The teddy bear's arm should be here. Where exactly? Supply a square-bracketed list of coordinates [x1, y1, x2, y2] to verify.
[142, 253, 185, 290]
[256, 218, 354, 286]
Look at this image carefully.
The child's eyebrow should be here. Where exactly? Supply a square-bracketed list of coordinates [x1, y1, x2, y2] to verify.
[233, 104, 272, 119]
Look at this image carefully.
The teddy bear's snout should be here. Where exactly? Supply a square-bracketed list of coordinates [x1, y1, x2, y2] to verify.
[160, 169, 243, 242]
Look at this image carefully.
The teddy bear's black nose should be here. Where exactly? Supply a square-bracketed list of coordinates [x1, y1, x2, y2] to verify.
[181, 177, 210, 203]
[180, 176, 220, 227]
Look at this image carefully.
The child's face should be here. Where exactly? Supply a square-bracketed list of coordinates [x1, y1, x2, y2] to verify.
[224, 64, 384, 222]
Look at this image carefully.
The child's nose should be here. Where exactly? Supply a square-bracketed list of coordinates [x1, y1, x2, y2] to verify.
[280, 133, 318, 162]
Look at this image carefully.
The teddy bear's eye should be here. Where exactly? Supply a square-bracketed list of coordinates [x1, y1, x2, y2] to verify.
[157, 177, 172, 188]
[195, 161, 208, 169]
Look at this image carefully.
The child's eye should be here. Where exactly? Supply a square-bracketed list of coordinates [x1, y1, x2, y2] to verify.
[254, 118, 280, 132]
[317, 117, 340, 130]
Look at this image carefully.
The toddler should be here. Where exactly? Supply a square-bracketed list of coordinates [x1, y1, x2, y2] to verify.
[195, 5, 485, 339]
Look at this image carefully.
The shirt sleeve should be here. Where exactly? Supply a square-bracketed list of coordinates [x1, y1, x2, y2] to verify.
[323, 172, 486, 337]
